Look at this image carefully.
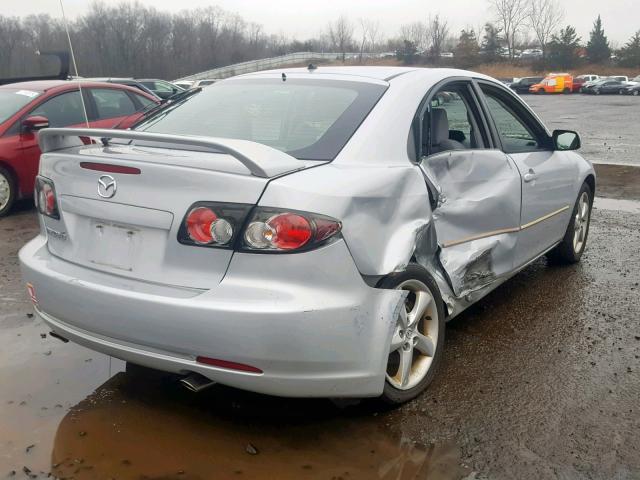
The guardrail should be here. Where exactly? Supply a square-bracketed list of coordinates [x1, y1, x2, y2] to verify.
[173, 51, 387, 82]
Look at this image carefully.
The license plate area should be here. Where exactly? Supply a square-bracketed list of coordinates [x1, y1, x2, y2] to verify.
[89, 221, 140, 271]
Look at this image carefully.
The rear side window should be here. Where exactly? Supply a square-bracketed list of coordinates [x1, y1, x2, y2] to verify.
[136, 78, 387, 161]
[90, 88, 137, 119]
[31, 91, 86, 127]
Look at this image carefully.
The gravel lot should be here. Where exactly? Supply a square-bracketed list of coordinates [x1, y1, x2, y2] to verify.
[0, 94, 639, 479]
[524, 94, 640, 166]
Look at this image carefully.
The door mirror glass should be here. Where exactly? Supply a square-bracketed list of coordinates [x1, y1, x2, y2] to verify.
[22, 115, 49, 131]
[553, 130, 581, 151]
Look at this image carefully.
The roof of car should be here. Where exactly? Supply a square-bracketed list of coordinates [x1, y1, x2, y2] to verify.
[239, 66, 501, 87]
[247, 66, 420, 82]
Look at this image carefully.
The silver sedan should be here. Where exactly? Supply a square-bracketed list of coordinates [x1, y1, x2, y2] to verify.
[20, 67, 595, 404]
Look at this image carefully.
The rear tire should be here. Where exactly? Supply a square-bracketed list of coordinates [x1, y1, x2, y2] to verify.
[0, 166, 16, 218]
[563, 88, 571, 94]
[377, 264, 446, 405]
[547, 182, 593, 264]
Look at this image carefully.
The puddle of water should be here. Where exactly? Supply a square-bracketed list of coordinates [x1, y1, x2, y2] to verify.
[0, 314, 471, 480]
[594, 197, 640, 214]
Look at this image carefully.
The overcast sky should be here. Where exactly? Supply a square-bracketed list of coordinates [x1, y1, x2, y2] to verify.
[7, 0, 640, 46]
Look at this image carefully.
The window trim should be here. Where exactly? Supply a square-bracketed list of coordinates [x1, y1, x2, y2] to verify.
[475, 80, 553, 153]
[407, 76, 496, 162]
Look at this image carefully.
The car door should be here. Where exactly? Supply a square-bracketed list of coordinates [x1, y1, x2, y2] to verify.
[477, 82, 578, 268]
[19, 89, 89, 194]
[416, 80, 522, 297]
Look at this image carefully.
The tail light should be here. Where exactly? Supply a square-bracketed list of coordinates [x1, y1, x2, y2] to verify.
[241, 207, 341, 252]
[178, 204, 341, 253]
[177, 202, 252, 249]
[34, 176, 59, 219]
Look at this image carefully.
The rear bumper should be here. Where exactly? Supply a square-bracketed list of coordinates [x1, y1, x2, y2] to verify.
[20, 235, 404, 398]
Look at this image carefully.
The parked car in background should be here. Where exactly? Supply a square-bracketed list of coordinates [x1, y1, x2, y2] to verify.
[520, 49, 543, 60]
[85, 78, 159, 99]
[627, 75, 640, 85]
[173, 80, 194, 90]
[582, 79, 627, 95]
[572, 74, 600, 92]
[137, 79, 184, 100]
[529, 73, 573, 94]
[172, 79, 218, 89]
[509, 76, 544, 94]
[0, 80, 159, 216]
[608, 76, 629, 83]
[621, 83, 640, 96]
[20, 66, 594, 404]
[191, 79, 219, 88]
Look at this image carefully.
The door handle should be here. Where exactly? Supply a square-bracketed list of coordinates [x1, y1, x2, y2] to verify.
[523, 169, 537, 183]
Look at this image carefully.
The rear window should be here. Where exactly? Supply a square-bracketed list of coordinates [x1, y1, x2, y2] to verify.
[0, 90, 41, 124]
[136, 78, 387, 161]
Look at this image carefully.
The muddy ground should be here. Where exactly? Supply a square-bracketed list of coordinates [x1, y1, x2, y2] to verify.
[1, 172, 639, 477]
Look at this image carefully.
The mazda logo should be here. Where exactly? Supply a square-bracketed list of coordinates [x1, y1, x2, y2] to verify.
[97, 175, 117, 199]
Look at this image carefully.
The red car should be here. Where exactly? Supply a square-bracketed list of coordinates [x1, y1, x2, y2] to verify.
[0, 80, 159, 216]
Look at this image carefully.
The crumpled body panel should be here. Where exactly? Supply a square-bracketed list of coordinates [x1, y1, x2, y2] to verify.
[422, 150, 522, 297]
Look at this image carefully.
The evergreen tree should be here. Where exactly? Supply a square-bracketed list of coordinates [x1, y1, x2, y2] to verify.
[548, 25, 582, 68]
[481, 23, 502, 62]
[455, 29, 480, 67]
[586, 15, 611, 63]
[396, 40, 419, 65]
[618, 31, 640, 67]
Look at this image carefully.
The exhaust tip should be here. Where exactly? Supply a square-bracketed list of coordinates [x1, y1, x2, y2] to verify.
[179, 373, 216, 393]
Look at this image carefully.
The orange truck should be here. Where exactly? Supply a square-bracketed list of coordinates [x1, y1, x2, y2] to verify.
[529, 73, 574, 94]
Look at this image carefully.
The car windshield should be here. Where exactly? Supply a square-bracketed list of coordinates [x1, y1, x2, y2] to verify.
[0, 89, 41, 124]
[135, 78, 387, 161]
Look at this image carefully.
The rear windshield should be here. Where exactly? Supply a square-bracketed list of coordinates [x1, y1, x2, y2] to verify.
[135, 78, 387, 161]
[0, 90, 41, 124]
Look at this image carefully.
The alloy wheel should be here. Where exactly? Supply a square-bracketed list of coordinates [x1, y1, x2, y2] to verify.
[386, 279, 439, 390]
[0, 171, 11, 211]
[573, 191, 590, 254]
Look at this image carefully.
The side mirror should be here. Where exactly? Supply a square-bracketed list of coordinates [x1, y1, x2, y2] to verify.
[553, 129, 581, 151]
[22, 115, 49, 132]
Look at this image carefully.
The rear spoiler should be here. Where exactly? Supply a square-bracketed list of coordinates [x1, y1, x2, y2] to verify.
[38, 128, 305, 178]
[0, 51, 70, 86]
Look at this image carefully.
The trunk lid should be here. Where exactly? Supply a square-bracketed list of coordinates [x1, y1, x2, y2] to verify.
[38, 131, 318, 289]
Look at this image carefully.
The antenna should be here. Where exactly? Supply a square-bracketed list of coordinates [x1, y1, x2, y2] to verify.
[59, 0, 89, 127]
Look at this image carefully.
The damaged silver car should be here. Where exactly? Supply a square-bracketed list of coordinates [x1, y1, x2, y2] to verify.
[20, 67, 595, 404]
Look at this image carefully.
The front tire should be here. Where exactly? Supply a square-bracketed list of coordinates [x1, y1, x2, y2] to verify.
[377, 264, 445, 404]
[0, 166, 16, 218]
[547, 182, 593, 264]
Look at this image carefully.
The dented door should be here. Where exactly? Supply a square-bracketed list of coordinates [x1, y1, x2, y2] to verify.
[420, 149, 522, 297]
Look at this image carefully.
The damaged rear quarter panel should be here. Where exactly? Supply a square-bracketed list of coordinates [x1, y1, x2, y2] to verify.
[259, 163, 435, 277]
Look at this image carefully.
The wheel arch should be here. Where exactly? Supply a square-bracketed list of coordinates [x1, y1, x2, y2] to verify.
[584, 173, 596, 200]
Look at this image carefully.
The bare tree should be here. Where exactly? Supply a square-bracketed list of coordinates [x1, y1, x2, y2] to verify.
[328, 15, 354, 61]
[488, 0, 529, 59]
[367, 19, 382, 53]
[427, 14, 449, 58]
[358, 18, 369, 61]
[358, 18, 382, 60]
[400, 21, 428, 51]
[529, 0, 563, 58]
